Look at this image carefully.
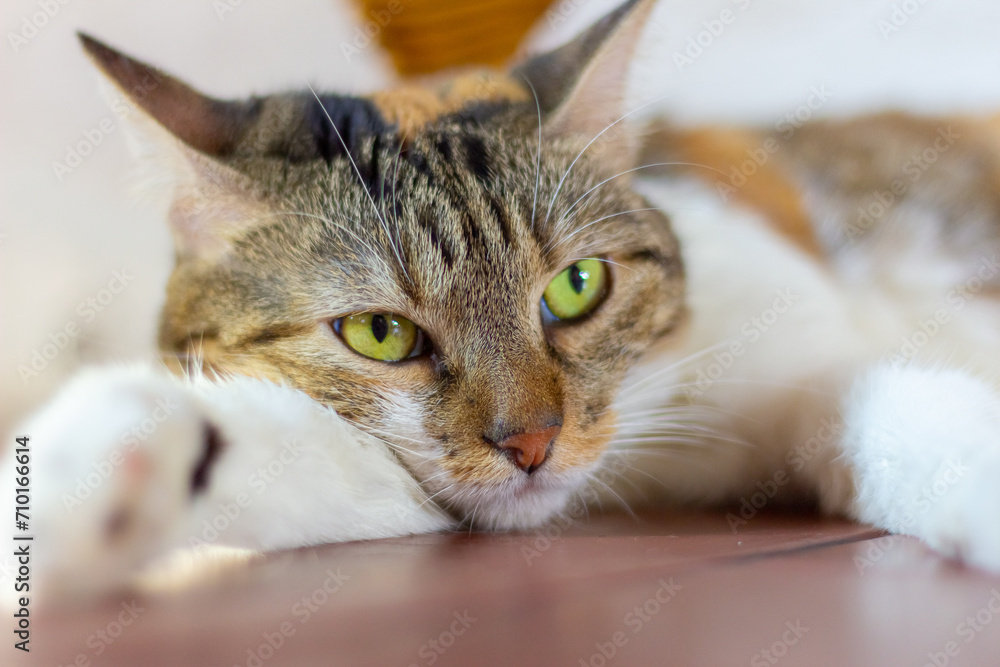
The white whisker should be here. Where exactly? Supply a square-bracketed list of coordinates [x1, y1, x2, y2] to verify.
[274, 210, 390, 274]
[544, 93, 671, 227]
[547, 207, 659, 253]
[555, 161, 729, 231]
[521, 76, 543, 231]
[587, 475, 637, 520]
[617, 339, 740, 396]
[306, 83, 410, 282]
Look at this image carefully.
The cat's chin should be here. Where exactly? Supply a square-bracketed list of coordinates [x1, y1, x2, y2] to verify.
[447, 474, 581, 532]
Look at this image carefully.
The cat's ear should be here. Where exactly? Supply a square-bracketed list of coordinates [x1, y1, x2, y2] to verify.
[78, 33, 264, 259]
[514, 0, 654, 166]
[78, 33, 261, 158]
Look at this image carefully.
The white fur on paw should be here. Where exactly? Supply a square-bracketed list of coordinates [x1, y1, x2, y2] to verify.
[6, 366, 209, 597]
[844, 364, 1000, 571]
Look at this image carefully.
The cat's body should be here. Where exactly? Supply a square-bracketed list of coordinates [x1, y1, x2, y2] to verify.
[625, 112, 1000, 573]
[10, 0, 1000, 595]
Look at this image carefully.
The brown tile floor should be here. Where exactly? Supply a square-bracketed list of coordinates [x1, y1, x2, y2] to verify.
[28, 510, 1000, 666]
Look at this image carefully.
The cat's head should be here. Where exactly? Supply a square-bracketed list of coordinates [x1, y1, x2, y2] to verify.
[82, 0, 685, 529]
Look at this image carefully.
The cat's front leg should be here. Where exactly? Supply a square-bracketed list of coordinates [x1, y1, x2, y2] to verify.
[3, 366, 452, 596]
[833, 364, 1000, 571]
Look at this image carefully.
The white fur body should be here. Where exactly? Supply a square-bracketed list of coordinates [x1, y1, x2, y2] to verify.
[615, 175, 1000, 570]
[1, 367, 451, 596]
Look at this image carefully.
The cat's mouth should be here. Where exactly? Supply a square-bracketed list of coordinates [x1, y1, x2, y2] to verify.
[512, 475, 546, 498]
[421, 442, 608, 531]
[375, 392, 616, 530]
[434, 418, 617, 529]
[441, 472, 580, 531]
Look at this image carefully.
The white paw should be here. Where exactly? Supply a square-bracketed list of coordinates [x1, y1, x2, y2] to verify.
[902, 447, 1000, 572]
[3, 366, 211, 597]
[844, 365, 1000, 571]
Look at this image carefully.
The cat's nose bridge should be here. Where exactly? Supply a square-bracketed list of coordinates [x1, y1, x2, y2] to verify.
[475, 345, 560, 403]
[470, 347, 565, 470]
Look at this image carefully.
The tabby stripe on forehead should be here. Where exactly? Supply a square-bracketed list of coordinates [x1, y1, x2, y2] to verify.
[305, 95, 390, 166]
[525, 198, 548, 250]
[433, 133, 507, 261]
[389, 196, 404, 225]
[361, 133, 382, 200]
[402, 143, 435, 184]
[462, 135, 492, 186]
[459, 208, 484, 262]
[431, 142, 491, 261]
[417, 207, 454, 268]
[435, 136, 453, 162]
[487, 192, 513, 247]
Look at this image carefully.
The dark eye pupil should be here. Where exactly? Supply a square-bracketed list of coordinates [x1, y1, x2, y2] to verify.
[371, 314, 388, 343]
[569, 264, 585, 294]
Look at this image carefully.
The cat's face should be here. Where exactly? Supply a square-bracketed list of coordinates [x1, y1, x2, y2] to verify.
[86, 0, 685, 528]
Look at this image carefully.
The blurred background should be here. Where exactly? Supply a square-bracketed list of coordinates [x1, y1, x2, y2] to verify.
[3, 0, 1000, 436]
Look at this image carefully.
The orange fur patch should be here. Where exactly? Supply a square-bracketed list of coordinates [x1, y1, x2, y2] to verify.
[440, 71, 530, 108]
[369, 72, 529, 136]
[369, 85, 449, 137]
[654, 126, 824, 258]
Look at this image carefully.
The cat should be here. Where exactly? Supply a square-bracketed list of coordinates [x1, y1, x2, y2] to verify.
[8, 0, 1000, 596]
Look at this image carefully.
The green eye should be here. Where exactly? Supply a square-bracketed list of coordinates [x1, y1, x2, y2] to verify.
[335, 313, 423, 362]
[542, 258, 608, 321]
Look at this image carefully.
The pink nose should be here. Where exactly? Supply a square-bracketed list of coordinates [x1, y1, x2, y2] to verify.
[497, 425, 561, 474]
